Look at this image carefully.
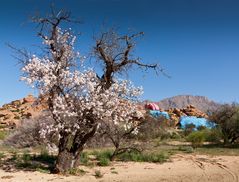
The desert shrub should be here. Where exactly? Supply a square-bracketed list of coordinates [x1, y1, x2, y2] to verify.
[204, 128, 223, 143]
[94, 170, 103, 178]
[4, 112, 57, 148]
[92, 150, 112, 166]
[94, 150, 113, 160]
[209, 104, 239, 144]
[186, 131, 206, 148]
[98, 157, 110, 166]
[137, 114, 172, 140]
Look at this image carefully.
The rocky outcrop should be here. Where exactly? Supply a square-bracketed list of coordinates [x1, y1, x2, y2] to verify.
[166, 105, 208, 126]
[0, 94, 47, 129]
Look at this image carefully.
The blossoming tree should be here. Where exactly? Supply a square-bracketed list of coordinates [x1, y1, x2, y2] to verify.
[20, 10, 159, 173]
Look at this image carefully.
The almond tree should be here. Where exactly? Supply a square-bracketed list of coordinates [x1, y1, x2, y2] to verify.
[20, 10, 159, 173]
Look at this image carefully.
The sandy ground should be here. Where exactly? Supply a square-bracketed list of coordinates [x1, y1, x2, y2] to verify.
[0, 154, 239, 182]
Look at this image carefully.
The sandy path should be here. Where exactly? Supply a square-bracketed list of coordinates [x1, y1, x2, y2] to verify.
[0, 154, 239, 182]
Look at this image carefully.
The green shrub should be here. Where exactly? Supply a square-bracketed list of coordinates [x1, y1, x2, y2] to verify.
[94, 150, 113, 160]
[99, 157, 110, 166]
[204, 128, 223, 143]
[186, 131, 206, 148]
[93, 150, 112, 166]
[94, 170, 103, 178]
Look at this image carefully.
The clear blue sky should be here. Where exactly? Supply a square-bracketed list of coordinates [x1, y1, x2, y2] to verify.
[0, 0, 239, 105]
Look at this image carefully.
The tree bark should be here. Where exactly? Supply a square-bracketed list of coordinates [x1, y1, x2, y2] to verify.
[53, 149, 82, 173]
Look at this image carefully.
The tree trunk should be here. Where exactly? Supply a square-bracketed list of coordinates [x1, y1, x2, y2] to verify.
[110, 148, 118, 161]
[53, 124, 98, 173]
[53, 149, 82, 173]
[223, 135, 230, 146]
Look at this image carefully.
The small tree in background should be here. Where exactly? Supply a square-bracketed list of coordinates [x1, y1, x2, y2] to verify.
[19, 9, 159, 173]
[209, 104, 239, 145]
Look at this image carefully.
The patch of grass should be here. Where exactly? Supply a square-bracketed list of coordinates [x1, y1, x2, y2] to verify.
[68, 168, 86, 176]
[94, 149, 113, 160]
[194, 144, 239, 156]
[92, 149, 113, 166]
[118, 151, 169, 163]
[80, 152, 89, 166]
[6, 150, 54, 173]
[94, 170, 103, 178]
[178, 146, 194, 153]
[98, 157, 110, 166]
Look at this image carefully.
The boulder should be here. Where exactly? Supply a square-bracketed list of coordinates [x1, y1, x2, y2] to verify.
[23, 95, 35, 104]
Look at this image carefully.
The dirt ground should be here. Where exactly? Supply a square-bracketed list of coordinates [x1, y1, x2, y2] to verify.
[0, 154, 239, 182]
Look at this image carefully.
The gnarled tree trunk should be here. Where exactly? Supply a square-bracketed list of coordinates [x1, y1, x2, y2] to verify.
[54, 149, 82, 173]
[53, 124, 98, 173]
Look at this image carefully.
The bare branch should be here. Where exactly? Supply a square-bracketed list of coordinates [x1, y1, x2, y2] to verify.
[93, 28, 167, 89]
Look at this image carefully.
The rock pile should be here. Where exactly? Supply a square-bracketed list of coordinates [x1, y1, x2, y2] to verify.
[0, 94, 46, 129]
[166, 105, 208, 126]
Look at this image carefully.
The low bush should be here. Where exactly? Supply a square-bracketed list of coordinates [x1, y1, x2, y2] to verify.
[92, 150, 112, 166]
[94, 170, 103, 178]
[204, 128, 223, 143]
[209, 104, 239, 145]
[186, 131, 205, 148]
[137, 113, 179, 142]
[98, 157, 110, 166]
[4, 113, 57, 148]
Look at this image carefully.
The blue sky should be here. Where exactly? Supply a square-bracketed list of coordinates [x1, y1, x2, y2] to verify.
[0, 0, 239, 105]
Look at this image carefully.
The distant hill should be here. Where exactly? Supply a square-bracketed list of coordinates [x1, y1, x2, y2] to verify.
[152, 95, 221, 112]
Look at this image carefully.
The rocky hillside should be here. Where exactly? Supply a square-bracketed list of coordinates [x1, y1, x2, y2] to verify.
[0, 95, 46, 129]
[155, 95, 220, 112]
